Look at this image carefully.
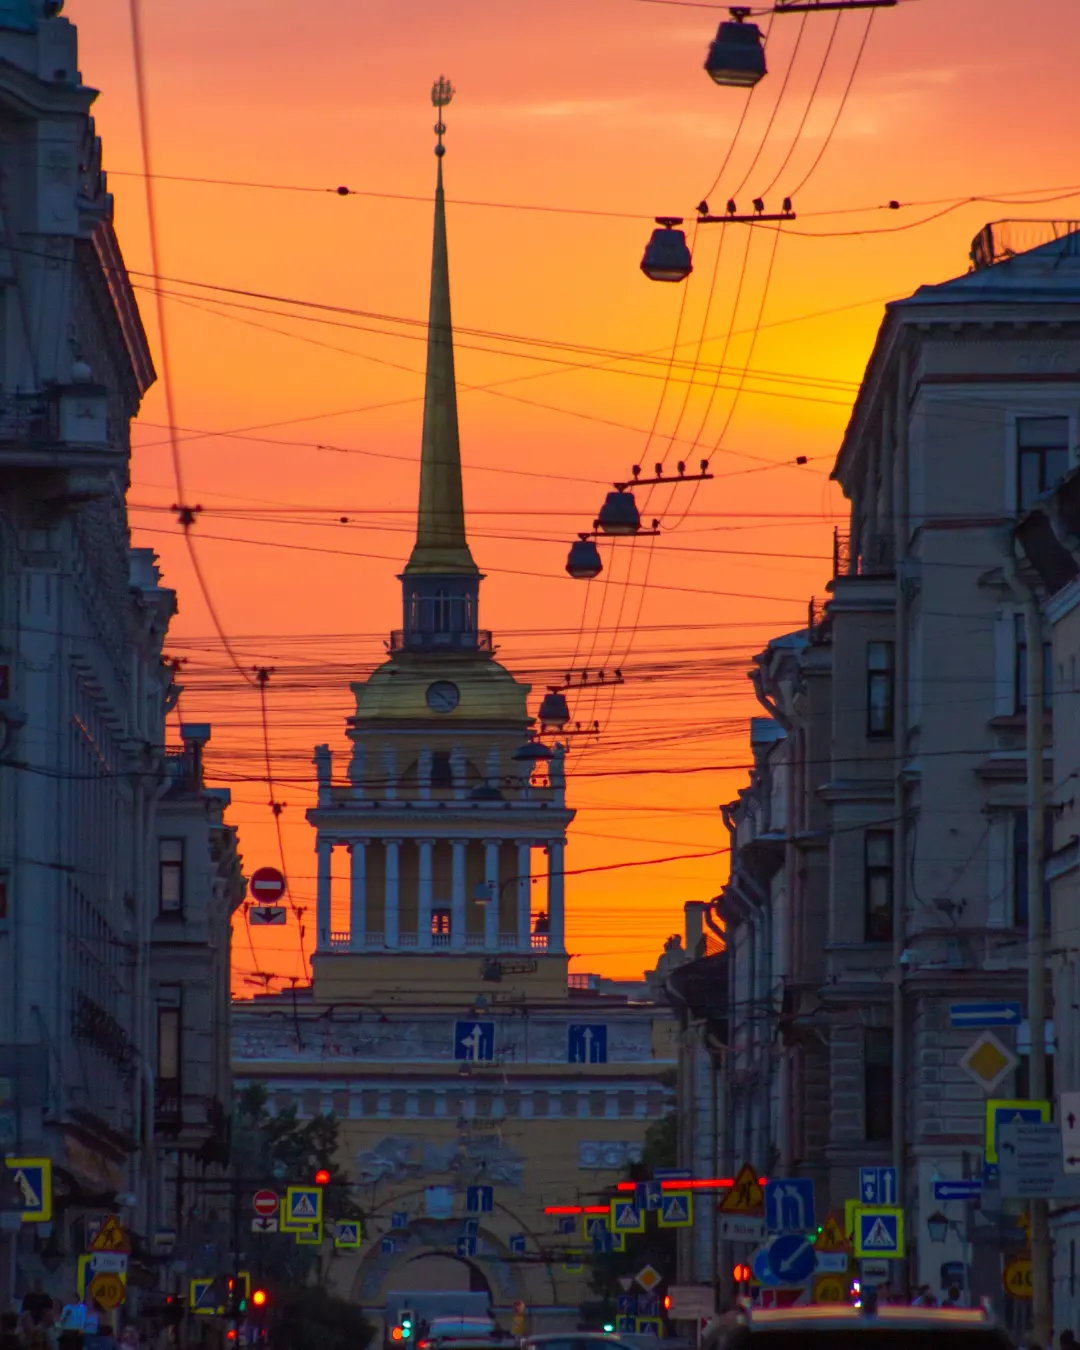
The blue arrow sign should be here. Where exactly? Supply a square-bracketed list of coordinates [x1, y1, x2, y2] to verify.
[933, 1180, 983, 1202]
[568, 1024, 608, 1063]
[391, 1211, 409, 1230]
[454, 1021, 495, 1062]
[654, 1168, 692, 1181]
[752, 1246, 780, 1287]
[768, 1234, 815, 1284]
[949, 1002, 1022, 1029]
[510, 1234, 526, 1255]
[466, 1186, 493, 1214]
[859, 1166, 897, 1206]
[635, 1180, 662, 1211]
[765, 1178, 816, 1234]
[456, 1236, 477, 1257]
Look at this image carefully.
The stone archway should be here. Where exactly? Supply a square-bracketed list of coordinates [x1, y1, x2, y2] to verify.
[391, 1253, 491, 1296]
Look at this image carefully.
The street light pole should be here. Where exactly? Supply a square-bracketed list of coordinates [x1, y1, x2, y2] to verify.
[1023, 585, 1051, 1348]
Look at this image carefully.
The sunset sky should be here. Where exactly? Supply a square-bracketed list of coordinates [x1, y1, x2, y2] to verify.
[69, 0, 1080, 986]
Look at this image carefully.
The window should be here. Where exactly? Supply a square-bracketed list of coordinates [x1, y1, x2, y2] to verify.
[431, 907, 451, 938]
[156, 986, 182, 1121]
[864, 1027, 892, 1142]
[533, 1090, 550, 1117]
[1013, 614, 1053, 714]
[589, 1091, 606, 1118]
[431, 752, 453, 790]
[434, 589, 452, 633]
[1012, 808, 1055, 929]
[158, 838, 184, 915]
[864, 830, 894, 942]
[618, 1090, 635, 1118]
[561, 1090, 577, 1118]
[866, 642, 895, 737]
[1017, 416, 1070, 511]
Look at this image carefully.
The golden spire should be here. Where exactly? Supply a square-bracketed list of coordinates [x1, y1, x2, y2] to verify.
[403, 76, 478, 578]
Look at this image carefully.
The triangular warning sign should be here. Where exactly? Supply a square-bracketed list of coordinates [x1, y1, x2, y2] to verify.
[90, 1215, 131, 1254]
[814, 1213, 850, 1254]
[12, 1169, 41, 1210]
[663, 1197, 687, 1221]
[293, 1193, 317, 1218]
[862, 1218, 893, 1248]
[720, 1163, 764, 1215]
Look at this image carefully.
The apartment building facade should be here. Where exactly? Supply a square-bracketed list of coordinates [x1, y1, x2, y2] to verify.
[720, 220, 1080, 1310]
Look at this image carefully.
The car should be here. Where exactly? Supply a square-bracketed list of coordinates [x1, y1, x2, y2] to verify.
[705, 1301, 1013, 1350]
[520, 1335, 641, 1350]
[421, 1318, 513, 1350]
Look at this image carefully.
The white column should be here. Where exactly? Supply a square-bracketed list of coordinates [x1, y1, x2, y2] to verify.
[547, 838, 565, 954]
[418, 839, 435, 949]
[516, 841, 532, 951]
[316, 837, 333, 950]
[348, 841, 367, 950]
[451, 841, 467, 950]
[483, 839, 500, 951]
[384, 839, 401, 949]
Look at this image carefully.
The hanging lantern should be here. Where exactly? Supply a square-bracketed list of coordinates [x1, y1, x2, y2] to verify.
[704, 11, 767, 88]
[566, 536, 603, 580]
[512, 739, 553, 763]
[640, 221, 693, 283]
[597, 489, 641, 536]
[538, 691, 570, 728]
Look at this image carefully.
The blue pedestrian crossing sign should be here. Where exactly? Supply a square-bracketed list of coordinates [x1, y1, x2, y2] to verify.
[568, 1024, 608, 1063]
[658, 1192, 693, 1228]
[510, 1234, 526, 1255]
[765, 1178, 816, 1234]
[985, 1098, 1051, 1164]
[283, 1186, 322, 1230]
[4, 1158, 52, 1223]
[854, 1207, 905, 1259]
[466, 1185, 493, 1214]
[610, 1199, 645, 1233]
[455, 1021, 495, 1062]
[636, 1319, 663, 1338]
[333, 1221, 361, 1249]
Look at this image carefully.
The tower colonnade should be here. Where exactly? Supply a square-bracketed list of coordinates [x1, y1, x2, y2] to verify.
[314, 833, 565, 954]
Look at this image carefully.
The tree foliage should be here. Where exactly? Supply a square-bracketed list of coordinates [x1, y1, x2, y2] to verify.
[271, 1285, 375, 1350]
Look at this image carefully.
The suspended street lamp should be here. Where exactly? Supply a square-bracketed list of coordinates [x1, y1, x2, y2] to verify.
[565, 534, 603, 580]
[538, 690, 571, 729]
[596, 488, 642, 536]
[640, 218, 693, 283]
[704, 9, 767, 88]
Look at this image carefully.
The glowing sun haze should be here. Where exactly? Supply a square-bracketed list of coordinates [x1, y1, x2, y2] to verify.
[67, 0, 1080, 986]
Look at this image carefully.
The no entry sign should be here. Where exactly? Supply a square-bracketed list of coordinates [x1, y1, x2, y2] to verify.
[253, 1190, 279, 1217]
[249, 867, 286, 902]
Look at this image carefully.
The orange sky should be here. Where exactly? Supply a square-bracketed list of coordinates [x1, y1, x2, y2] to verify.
[68, 0, 1080, 984]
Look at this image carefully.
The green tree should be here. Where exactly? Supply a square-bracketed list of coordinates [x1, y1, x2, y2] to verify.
[233, 1084, 363, 1294]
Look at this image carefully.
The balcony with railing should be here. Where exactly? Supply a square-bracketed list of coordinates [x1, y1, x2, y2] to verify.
[388, 629, 493, 655]
[971, 219, 1080, 271]
[832, 528, 895, 579]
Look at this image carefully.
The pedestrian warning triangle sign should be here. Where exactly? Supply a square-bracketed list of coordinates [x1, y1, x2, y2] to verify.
[293, 1193, 317, 1218]
[814, 1213, 850, 1254]
[720, 1163, 764, 1215]
[90, 1215, 131, 1254]
[611, 1200, 644, 1232]
[862, 1218, 893, 1248]
[658, 1193, 693, 1228]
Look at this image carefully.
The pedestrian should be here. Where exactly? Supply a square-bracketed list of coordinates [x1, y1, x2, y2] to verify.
[21, 1282, 53, 1326]
[0, 1314, 20, 1350]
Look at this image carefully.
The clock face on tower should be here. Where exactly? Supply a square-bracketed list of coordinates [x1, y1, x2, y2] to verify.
[426, 680, 460, 713]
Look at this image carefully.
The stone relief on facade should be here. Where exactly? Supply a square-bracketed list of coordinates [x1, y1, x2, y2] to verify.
[355, 1133, 525, 1188]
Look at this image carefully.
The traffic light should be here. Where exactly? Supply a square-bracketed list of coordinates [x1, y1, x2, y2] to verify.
[663, 1296, 672, 1312]
[252, 1291, 268, 1310]
[733, 1263, 751, 1284]
[314, 1168, 331, 1185]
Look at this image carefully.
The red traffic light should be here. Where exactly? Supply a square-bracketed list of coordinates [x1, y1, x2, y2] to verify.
[252, 1290, 268, 1308]
[662, 1296, 672, 1311]
[733, 1264, 751, 1283]
[314, 1168, 331, 1185]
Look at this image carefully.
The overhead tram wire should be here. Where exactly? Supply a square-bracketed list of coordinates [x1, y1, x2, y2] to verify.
[126, 0, 306, 980]
[730, 11, 809, 197]
[758, 9, 842, 197]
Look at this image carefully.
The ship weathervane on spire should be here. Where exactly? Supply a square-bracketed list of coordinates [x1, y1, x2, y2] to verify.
[432, 75, 454, 158]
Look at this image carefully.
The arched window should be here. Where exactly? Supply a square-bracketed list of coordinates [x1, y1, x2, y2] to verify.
[434, 589, 452, 633]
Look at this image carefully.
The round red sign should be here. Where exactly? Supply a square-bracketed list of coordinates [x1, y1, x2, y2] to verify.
[249, 867, 287, 902]
[253, 1190, 279, 1217]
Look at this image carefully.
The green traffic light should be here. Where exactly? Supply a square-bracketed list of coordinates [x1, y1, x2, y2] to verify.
[603, 1325, 615, 1334]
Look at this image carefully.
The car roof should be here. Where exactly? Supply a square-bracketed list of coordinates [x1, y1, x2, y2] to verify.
[738, 1308, 998, 1331]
